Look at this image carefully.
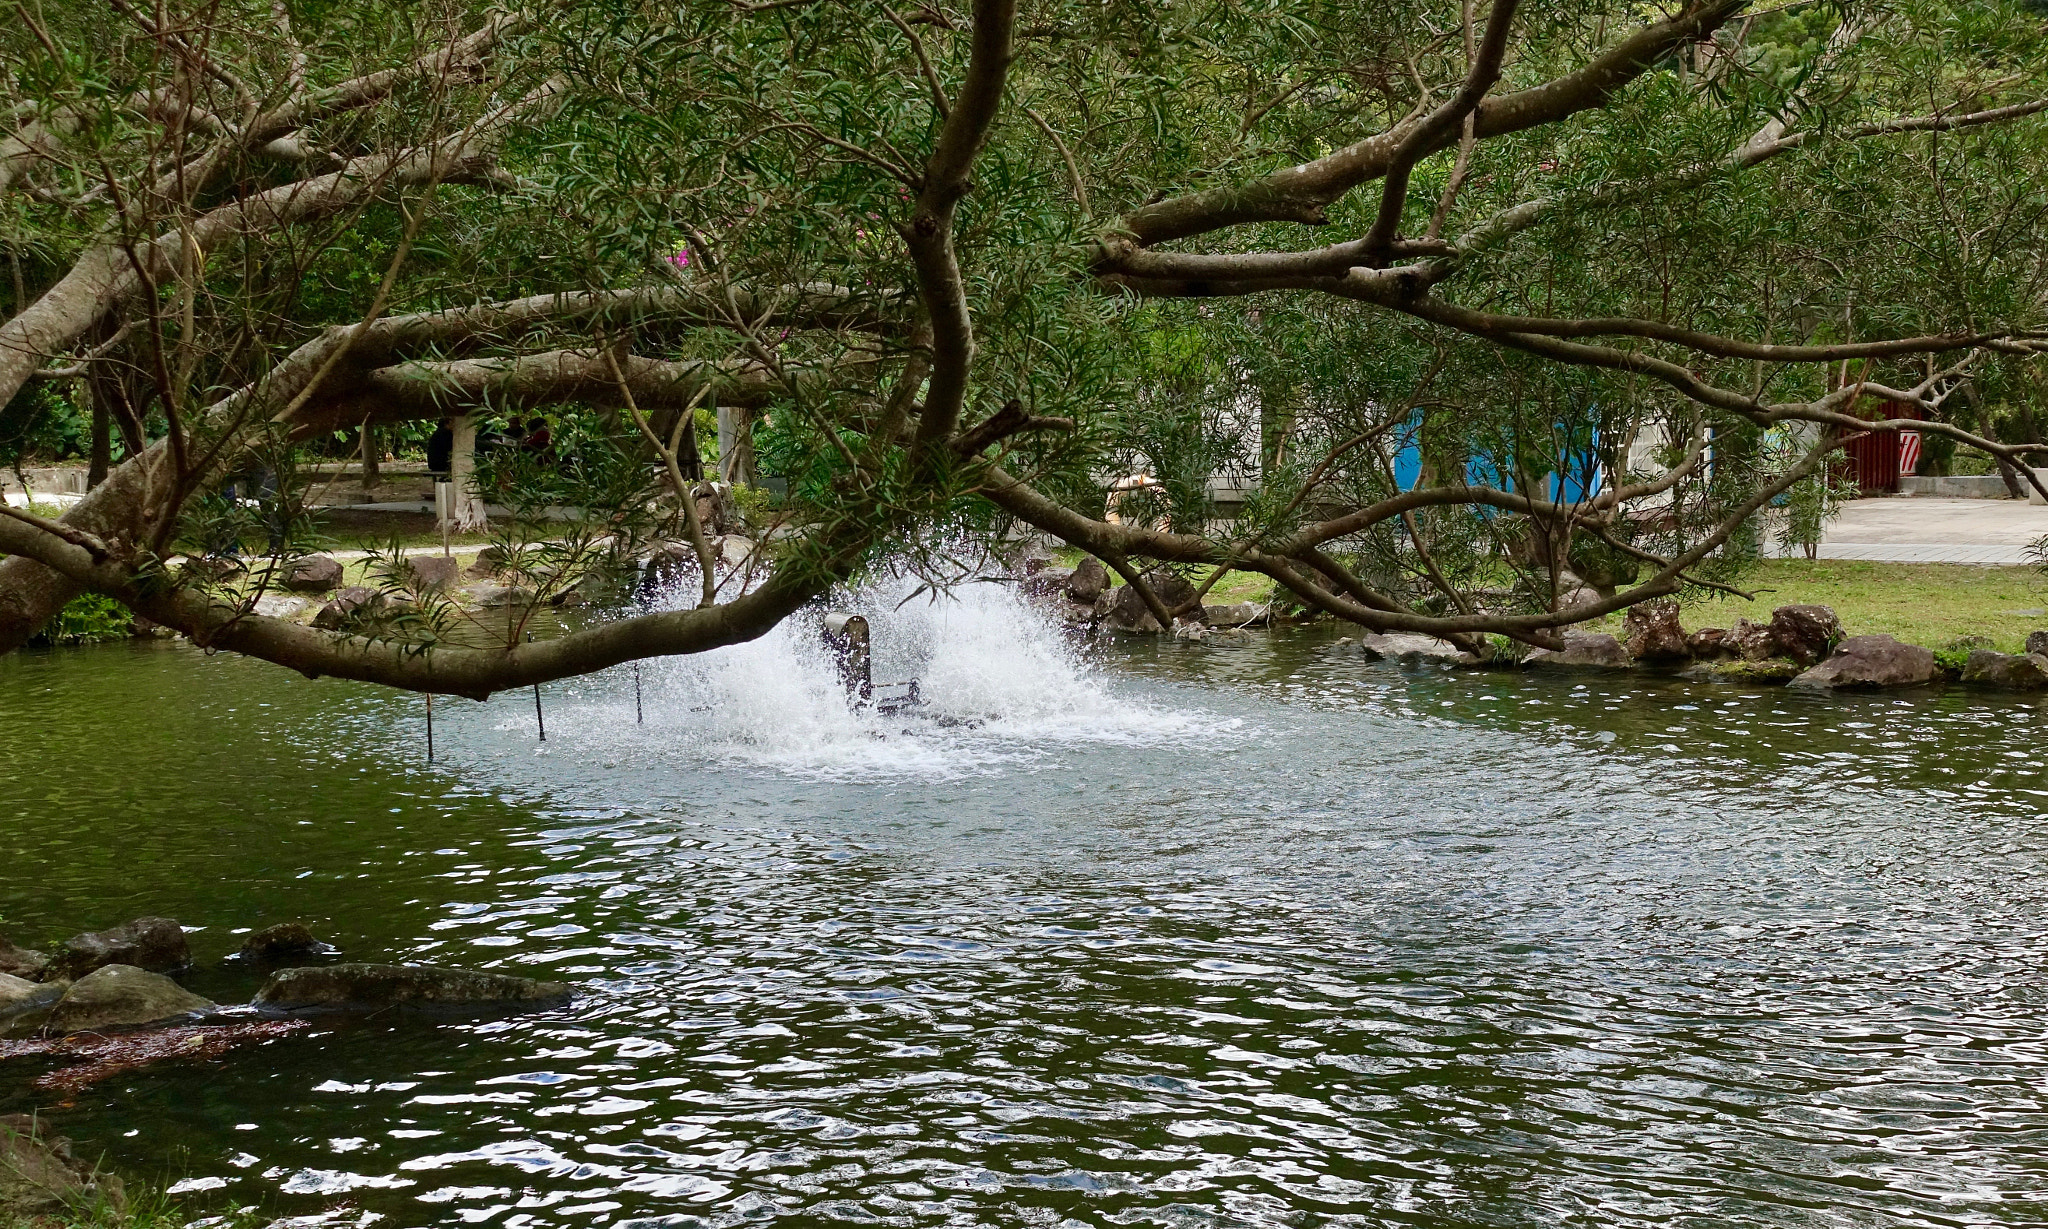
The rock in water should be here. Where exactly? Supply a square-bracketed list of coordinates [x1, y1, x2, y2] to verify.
[313, 586, 382, 630]
[39, 965, 216, 1035]
[0, 935, 48, 980]
[239, 922, 330, 963]
[1961, 651, 2048, 691]
[0, 1115, 125, 1222]
[1356, 632, 1473, 667]
[284, 555, 345, 593]
[1687, 628, 1734, 660]
[1622, 600, 1690, 661]
[1203, 602, 1268, 628]
[1789, 634, 1939, 690]
[0, 973, 66, 1031]
[254, 963, 571, 1014]
[1727, 618, 1779, 662]
[1066, 556, 1110, 605]
[1105, 572, 1199, 633]
[49, 917, 189, 979]
[1767, 604, 1842, 666]
[1523, 632, 1632, 670]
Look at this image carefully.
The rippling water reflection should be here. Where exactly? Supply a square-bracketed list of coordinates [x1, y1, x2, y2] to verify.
[3, 590, 2047, 1227]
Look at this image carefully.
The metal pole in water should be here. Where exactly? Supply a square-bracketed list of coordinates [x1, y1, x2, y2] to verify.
[528, 631, 545, 741]
[426, 692, 435, 761]
[633, 661, 643, 724]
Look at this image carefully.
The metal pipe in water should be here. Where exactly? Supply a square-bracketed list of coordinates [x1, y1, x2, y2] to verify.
[821, 612, 872, 702]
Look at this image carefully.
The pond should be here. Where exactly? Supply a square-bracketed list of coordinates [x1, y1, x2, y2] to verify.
[3, 587, 2046, 1228]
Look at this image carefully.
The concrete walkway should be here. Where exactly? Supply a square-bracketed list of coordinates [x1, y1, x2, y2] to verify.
[1763, 497, 2048, 564]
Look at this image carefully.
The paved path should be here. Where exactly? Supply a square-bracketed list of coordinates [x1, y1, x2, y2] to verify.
[1763, 496, 2048, 564]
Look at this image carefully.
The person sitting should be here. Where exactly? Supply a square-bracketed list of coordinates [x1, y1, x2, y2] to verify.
[520, 415, 554, 458]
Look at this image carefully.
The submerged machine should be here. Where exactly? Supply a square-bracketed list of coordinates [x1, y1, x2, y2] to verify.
[821, 612, 924, 715]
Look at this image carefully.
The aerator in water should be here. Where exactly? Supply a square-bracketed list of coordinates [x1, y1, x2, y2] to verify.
[822, 611, 923, 715]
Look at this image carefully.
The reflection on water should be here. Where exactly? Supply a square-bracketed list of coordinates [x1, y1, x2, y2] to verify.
[2, 582, 2046, 1228]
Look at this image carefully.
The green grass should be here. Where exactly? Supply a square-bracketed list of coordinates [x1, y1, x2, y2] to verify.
[1595, 560, 2048, 653]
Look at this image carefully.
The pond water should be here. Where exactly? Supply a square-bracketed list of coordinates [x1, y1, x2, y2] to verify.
[2, 586, 2047, 1228]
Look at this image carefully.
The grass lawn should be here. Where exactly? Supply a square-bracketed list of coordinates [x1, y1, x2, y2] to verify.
[1594, 559, 2048, 653]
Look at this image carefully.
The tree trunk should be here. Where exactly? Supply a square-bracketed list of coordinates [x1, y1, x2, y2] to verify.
[360, 424, 381, 493]
[88, 396, 111, 489]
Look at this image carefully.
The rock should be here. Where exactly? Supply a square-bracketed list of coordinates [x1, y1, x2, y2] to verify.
[1767, 604, 1842, 667]
[1019, 567, 1074, 601]
[459, 582, 531, 608]
[0, 1115, 125, 1223]
[1356, 632, 1475, 667]
[313, 586, 382, 630]
[1622, 600, 1690, 662]
[253, 593, 311, 620]
[1727, 618, 1779, 662]
[467, 544, 513, 577]
[0, 973, 65, 1025]
[254, 963, 571, 1014]
[1789, 634, 1939, 690]
[717, 535, 755, 569]
[1687, 628, 1734, 660]
[1961, 651, 2048, 691]
[49, 917, 189, 980]
[0, 935, 48, 980]
[1104, 572, 1199, 633]
[1203, 602, 1268, 628]
[39, 965, 216, 1035]
[2029, 630, 2048, 657]
[1555, 585, 1604, 619]
[406, 554, 460, 589]
[1522, 632, 1632, 671]
[1944, 634, 1996, 654]
[1680, 658, 1805, 684]
[1066, 556, 1110, 605]
[238, 922, 330, 964]
[284, 555, 344, 593]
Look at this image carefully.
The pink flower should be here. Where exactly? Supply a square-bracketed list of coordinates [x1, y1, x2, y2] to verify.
[667, 248, 690, 269]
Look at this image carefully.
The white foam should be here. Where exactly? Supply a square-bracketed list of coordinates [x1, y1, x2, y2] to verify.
[492, 571, 1238, 782]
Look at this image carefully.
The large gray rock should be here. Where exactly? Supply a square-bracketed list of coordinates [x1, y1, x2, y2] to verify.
[40, 965, 215, 1035]
[2027, 630, 2048, 657]
[0, 935, 47, 980]
[406, 554, 461, 589]
[1681, 658, 1805, 685]
[313, 586, 382, 630]
[1523, 632, 1632, 671]
[1728, 618, 1779, 662]
[254, 963, 571, 1014]
[1354, 632, 1468, 665]
[1768, 604, 1842, 667]
[1104, 572, 1200, 633]
[1961, 651, 2048, 691]
[238, 922, 331, 964]
[1622, 600, 1690, 662]
[1203, 602, 1268, 628]
[1066, 556, 1110, 605]
[1790, 634, 1939, 690]
[0, 973, 65, 1026]
[49, 916, 188, 980]
[284, 554, 344, 593]
[0, 1115, 125, 1223]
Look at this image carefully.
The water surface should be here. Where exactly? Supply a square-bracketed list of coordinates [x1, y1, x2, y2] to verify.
[2, 591, 2046, 1227]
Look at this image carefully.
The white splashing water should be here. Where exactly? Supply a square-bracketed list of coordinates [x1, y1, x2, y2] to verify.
[489, 572, 1241, 782]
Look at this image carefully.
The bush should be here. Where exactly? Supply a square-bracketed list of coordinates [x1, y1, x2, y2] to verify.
[26, 593, 134, 646]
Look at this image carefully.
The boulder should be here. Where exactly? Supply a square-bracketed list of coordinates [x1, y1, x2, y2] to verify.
[1681, 658, 1804, 685]
[459, 582, 532, 609]
[49, 916, 189, 980]
[406, 554, 460, 589]
[0, 935, 48, 980]
[1687, 627, 1734, 660]
[284, 555, 344, 593]
[1019, 567, 1075, 601]
[717, 535, 755, 570]
[1767, 604, 1842, 667]
[1622, 600, 1690, 662]
[1961, 651, 2048, 691]
[1104, 572, 1200, 633]
[1727, 618, 1779, 662]
[1789, 634, 1939, 690]
[238, 922, 331, 964]
[0, 973, 65, 1024]
[467, 544, 512, 577]
[1355, 632, 1475, 667]
[313, 586, 382, 630]
[252, 594, 311, 620]
[254, 963, 570, 1014]
[2029, 630, 2048, 657]
[39, 965, 215, 1035]
[1203, 602, 1268, 628]
[1522, 632, 1632, 671]
[1066, 556, 1110, 605]
[0, 1115, 125, 1224]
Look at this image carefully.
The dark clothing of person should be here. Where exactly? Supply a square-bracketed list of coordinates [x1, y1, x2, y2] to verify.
[426, 426, 454, 477]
